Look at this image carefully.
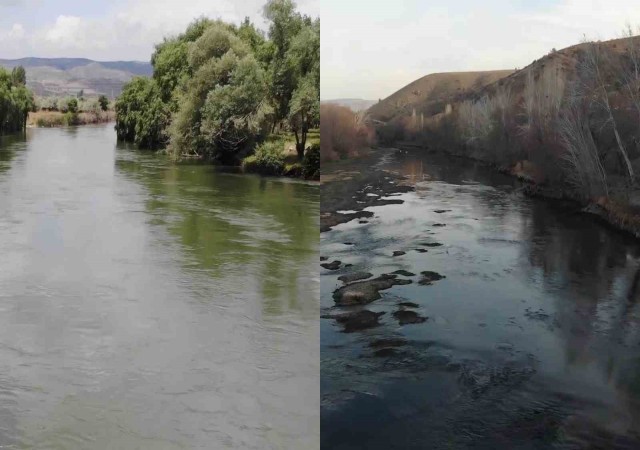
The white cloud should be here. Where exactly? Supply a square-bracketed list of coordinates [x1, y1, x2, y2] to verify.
[321, 0, 640, 100]
[0, 0, 319, 60]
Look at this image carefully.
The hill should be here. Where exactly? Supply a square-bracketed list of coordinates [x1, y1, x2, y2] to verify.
[321, 98, 376, 112]
[367, 70, 514, 122]
[0, 57, 153, 98]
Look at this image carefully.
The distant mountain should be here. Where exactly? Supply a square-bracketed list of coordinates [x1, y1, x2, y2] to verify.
[321, 98, 377, 112]
[0, 57, 153, 98]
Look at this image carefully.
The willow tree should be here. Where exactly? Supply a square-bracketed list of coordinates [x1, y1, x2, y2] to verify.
[167, 23, 271, 162]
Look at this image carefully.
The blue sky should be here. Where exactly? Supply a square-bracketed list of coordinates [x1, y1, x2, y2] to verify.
[321, 0, 640, 100]
[0, 0, 319, 61]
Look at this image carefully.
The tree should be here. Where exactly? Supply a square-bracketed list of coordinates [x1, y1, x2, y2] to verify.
[77, 89, 84, 100]
[98, 95, 109, 111]
[11, 66, 26, 86]
[288, 74, 318, 159]
[263, 0, 303, 128]
[115, 77, 169, 149]
[67, 98, 78, 114]
[167, 23, 266, 160]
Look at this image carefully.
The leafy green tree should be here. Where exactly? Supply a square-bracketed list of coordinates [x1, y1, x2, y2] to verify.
[168, 23, 271, 161]
[288, 74, 319, 159]
[0, 67, 35, 134]
[98, 95, 109, 111]
[11, 66, 26, 86]
[115, 77, 169, 149]
[67, 98, 78, 114]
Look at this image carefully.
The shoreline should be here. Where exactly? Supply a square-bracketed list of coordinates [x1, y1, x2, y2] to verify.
[394, 143, 640, 241]
[27, 110, 116, 128]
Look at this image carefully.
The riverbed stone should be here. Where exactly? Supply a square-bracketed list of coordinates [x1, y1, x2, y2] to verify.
[333, 310, 385, 333]
[321, 260, 342, 270]
[398, 301, 420, 308]
[419, 271, 446, 285]
[338, 272, 373, 284]
[390, 270, 415, 277]
[393, 309, 427, 325]
[368, 338, 407, 348]
[333, 274, 412, 305]
[392, 251, 406, 257]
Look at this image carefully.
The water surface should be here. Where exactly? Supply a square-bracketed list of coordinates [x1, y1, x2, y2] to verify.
[321, 152, 640, 449]
[0, 124, 319, 449]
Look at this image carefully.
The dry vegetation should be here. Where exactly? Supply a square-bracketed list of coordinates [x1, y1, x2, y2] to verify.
[320, 103, 374, 161]
[28, 110, 115, 127]
[368, 70, 514, 122]
[377, 31, 640, 215]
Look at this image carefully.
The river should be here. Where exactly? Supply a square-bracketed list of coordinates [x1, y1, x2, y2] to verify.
[321, 150, 640, 449]
[0, 123, 319, 449]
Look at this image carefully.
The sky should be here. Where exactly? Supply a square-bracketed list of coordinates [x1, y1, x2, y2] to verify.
[321, 0, 640, 100]
[0, 0, 319, 61]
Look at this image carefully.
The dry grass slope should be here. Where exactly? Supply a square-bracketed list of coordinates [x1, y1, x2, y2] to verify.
[367, 70, 514, 122]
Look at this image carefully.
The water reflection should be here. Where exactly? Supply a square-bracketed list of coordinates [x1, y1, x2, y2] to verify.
[0, 124, 319, 449]
[321, 152, 640, 448]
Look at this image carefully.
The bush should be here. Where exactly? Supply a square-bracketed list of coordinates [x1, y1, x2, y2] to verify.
[283, 162, 303, 177]
[302, 143, 320, 179]
[241, 141, 285, 176]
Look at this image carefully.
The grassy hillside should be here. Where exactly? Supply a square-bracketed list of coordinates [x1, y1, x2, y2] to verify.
[367, 70, 514, 122]
[0, 57, 152, 97]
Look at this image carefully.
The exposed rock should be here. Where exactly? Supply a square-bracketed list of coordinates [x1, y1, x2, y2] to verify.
[373, 348, 398, 357]
[333, 274, 412, 305]
[393, 309, 427, 325]
[414, 248, 429, 253]
[333, 310, 385, 333]
[434, 209, 451, 213]
[321, 260, 342, 270]
[338, 272, 373, 284]
[419, 271, 446, 285]
[433, 223, 446, 227]
[398, 301, 419, 308]
[368, 338, 407, 348]
[390, 269, 415, 277]
[320, 256, 328, 261]
[392, 251, 406, 257]
[420, 242, 443, 247]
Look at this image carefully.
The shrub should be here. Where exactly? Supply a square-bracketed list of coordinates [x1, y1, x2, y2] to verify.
[241, 141, 285, 176]
[302, 143, 320, 179]
[283, 162, 303, 178]
[320, 103, 373, 161]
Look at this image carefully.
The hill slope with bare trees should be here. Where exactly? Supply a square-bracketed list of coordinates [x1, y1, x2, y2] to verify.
[376, 31, 640, 236]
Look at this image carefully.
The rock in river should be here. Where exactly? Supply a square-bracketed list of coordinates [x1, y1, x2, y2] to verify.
[390, 270, 415, 277]
[333, 274, 412, 305]
[392, 251, 406, 257]
[333, 310, 385, 333]
[321, 260, 342, 270]
[419, 271, 446, 285]
[338, 272, 373, 284]
[393, 309, 427, 325]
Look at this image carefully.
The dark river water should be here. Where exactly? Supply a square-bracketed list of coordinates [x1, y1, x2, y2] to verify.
[321, 151, 640, 449]
[0, 124, 319, 449]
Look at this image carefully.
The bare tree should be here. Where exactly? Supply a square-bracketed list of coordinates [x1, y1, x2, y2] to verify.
[581, 40, 634, 182]
[559, 89, 609, 198]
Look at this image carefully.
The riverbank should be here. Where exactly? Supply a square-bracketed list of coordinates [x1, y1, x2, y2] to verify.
[394, 142, 640, 241]
[27, 110, 115, 128]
